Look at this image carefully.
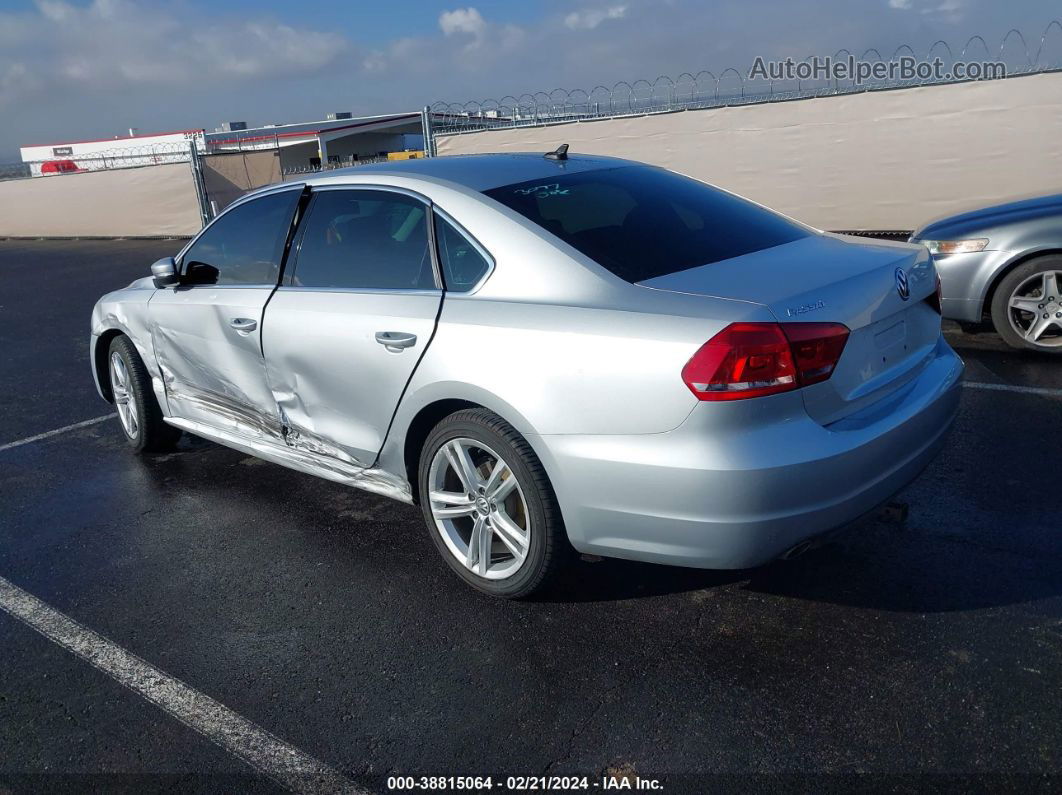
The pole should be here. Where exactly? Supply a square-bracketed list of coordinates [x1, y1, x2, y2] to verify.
[421, 106, 435, 158]
[187, 140, 211, 227]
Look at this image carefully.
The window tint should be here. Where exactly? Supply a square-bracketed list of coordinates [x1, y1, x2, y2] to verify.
[434, 215, 491, 291]
[292, 190, 435, 290]
[182, 190, 300, 286]
[483, 166, 809, 283]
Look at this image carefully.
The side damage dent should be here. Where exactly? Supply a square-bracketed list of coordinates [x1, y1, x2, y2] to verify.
[160, 408, 413, 503]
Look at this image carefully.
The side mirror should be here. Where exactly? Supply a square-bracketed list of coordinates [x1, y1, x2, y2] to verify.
[151, 257, 179, 288]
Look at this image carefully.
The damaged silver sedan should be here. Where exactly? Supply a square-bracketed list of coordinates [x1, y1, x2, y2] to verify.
[91, 153, 963, 597]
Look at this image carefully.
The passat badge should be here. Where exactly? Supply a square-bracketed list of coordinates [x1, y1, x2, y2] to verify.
[786, 299, 824, 317]
[895, 268, 910, 301]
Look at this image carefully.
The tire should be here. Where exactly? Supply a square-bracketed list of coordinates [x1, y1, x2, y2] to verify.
[990, 255, 1062, 353]
[107, 335, 182, 452]
[417, 408, 569, 598]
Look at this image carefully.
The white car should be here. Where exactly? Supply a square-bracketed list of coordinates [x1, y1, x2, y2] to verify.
[91, 152, 963, 597]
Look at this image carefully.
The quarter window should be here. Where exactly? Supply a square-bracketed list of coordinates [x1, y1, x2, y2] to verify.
[291, 190, 436, 290]
[181, 190, 300, 286]
[434, 215, 491, 292]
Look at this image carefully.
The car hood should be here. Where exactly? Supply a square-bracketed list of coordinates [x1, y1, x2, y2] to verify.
[913, 193, 1062, 241]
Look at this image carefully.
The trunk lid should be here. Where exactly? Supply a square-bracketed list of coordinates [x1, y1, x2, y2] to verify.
[639, 233, 941, 424]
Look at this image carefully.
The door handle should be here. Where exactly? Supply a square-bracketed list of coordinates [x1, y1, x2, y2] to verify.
[375, 331, 417, 351]
[229, 318, 258, 332]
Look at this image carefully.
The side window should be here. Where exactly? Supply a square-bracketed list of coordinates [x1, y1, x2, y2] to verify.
[291, 190, 436, 290]
[181, 190, 300, 286]
[434, 215, 491, 292]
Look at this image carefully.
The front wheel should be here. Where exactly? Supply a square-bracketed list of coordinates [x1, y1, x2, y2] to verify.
[108, 335, 182, 452]
[417, 408, 569, 598]
[990, 256, 1062, 353]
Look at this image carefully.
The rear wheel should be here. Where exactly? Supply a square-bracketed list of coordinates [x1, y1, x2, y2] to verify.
[108, 335, 182, 452]
[417, 408, 568, 598]
[990, 256, 1062, 353]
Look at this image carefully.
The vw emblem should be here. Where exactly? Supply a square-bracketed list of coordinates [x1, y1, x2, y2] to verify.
[895, 268, 910, 301]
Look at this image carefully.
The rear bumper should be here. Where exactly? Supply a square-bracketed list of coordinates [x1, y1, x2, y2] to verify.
[536, 335, 963, 569]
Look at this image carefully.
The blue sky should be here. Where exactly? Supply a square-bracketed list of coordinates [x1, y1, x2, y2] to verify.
[1, 0, 1060, 158]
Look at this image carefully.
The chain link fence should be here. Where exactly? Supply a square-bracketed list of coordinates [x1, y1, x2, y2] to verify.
[429, 21, 1062, 136]
[1, 142, 195, 182]
[280, 154, 389, 177]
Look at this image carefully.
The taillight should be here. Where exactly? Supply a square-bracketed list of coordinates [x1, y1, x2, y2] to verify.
[682, 322, 849, 401]
[926, 273, 943, 314]
[680, 323, 795, 400]
[781, 323, 851, 386]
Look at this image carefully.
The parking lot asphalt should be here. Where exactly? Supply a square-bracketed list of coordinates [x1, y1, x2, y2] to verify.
[0, 239, 1059, 792]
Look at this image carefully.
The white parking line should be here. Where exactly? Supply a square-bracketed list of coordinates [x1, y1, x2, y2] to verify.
[0, 576, 365, 794]
[964, 381, 1062, 398]
[0, 414, 116, 453]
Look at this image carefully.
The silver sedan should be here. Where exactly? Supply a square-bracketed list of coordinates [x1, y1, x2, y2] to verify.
[911, 193, 1062, 353]
[91, 152, 963, 597]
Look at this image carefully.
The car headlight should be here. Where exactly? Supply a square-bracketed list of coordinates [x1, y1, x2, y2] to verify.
[916, 239, 989, 256]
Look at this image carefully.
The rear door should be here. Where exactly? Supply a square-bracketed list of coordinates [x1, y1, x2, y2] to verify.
[262, 186, 443, 467]
[150, 187, 302, 433]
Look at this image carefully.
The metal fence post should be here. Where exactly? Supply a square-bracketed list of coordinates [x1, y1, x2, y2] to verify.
[187, 141, 211, 227]
[421, 106, 435, 157]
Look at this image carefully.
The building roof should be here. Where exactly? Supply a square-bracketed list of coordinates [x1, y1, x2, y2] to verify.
[22, 129, 204, 149]
[205, 112, 423, 147]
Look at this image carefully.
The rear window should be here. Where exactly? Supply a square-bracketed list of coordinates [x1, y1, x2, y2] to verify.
[483, 166, 809, 283]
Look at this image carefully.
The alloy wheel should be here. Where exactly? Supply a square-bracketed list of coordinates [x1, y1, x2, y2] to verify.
[1007, 270, 1062, 348]
[427, 438, 531, 580]
[109, 351, 140, 438]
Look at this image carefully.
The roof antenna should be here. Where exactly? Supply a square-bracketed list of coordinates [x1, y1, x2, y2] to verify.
[544, 143, 569, 161]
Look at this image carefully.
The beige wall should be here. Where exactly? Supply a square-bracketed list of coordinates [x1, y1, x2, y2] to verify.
[436, 72, 1062, 231]
[0, 162, 201, 237]
[201, 150, 282, 213]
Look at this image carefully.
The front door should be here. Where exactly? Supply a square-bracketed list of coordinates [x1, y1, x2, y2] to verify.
[262, 187, 443, 467]
[150, 188, 302, 436]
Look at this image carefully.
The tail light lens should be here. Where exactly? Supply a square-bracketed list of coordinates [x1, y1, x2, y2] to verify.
[781, 323, 851, 386]
[680, 323, 796, 401]
[682, 322, 849, 401]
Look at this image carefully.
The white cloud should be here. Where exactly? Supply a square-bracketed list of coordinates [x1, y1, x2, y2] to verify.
[36, 0, 75, 23]
[564, 5, 628, 31]
[0, 0, 347, 106]
[436, 7, 519, 53]
[439, 8, 487, 38]
[886, 0, 968, 21]
[0, 62, 39, 107]
[193, 22, 346, 78]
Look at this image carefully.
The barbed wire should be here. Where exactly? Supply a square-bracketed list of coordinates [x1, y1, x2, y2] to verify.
[281, 155, 390, 176]
[429, 20, 1062, 135]
[1, 142, 195, 181]
[0, 163, 31, 181]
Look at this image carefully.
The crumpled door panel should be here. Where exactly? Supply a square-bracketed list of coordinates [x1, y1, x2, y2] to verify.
[262, 288, 443, 467]
[150, 287, 277, 435]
